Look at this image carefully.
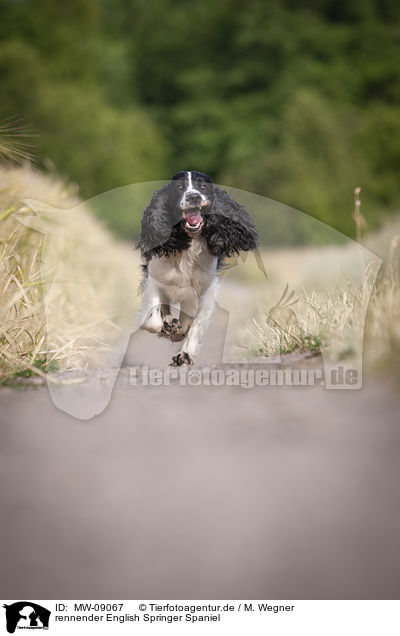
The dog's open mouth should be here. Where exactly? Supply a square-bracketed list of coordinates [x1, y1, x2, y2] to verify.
[183, 209, 204, 233]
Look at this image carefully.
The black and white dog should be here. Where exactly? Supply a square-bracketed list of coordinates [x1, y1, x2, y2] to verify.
[138, 171, 258, 366]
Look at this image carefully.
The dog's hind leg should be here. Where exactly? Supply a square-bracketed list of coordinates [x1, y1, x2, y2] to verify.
[171, 279, 219, 365]
[137, 277, 165, 334]
[138, 278, 183, 338]
[160, 308, 182, 338]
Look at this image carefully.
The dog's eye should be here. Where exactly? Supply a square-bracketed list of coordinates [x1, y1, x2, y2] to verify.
[176, 184, 183, 190]
[200, 184, 207, 191]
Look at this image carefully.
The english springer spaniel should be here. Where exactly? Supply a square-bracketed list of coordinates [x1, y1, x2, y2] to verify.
[138, 171, 258, 366]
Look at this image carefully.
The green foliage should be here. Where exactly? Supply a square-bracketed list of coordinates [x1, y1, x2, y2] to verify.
[0, 0, 169, 230]
[0, 0, 400, 241]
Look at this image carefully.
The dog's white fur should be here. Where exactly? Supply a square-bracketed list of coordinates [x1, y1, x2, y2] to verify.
[138, 235, 219, 359]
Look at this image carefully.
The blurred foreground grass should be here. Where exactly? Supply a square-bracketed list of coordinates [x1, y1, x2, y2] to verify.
[0, 165, 140, 383]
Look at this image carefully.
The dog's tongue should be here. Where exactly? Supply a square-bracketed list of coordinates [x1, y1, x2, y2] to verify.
[186, 211, 202, 224]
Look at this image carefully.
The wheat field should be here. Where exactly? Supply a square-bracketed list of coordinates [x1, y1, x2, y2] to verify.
[0, 165, 141, 383]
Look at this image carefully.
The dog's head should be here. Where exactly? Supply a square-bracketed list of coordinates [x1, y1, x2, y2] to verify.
[168, 171, 214, 235]
[139, 171, 258, 259]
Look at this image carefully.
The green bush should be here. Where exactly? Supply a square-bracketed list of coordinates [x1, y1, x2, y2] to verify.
[1, 0, 400, 241]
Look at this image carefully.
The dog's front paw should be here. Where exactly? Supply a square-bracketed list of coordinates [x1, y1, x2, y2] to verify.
[170, 352, 193, 366]
[160, 316, 181, 337]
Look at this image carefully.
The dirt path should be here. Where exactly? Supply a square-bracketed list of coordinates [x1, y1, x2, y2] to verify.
[1, 333, 400, 599]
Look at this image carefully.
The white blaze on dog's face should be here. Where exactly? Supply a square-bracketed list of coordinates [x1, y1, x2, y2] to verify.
[169, 170, 214, 235]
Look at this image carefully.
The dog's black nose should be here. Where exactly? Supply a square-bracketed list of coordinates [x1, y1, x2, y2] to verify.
[186, 192, 202, 204]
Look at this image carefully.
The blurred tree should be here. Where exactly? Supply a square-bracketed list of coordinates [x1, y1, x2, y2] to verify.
[0, 0, 399, 241]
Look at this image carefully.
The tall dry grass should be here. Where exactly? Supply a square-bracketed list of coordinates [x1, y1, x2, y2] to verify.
[239, 187, 400, 373]
[364, 232, 400, 372]
[0, 165, 140, 383]
[248, 263, 379, 362]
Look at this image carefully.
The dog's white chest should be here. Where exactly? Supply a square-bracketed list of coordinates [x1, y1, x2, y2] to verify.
[149, 238, 217, 300]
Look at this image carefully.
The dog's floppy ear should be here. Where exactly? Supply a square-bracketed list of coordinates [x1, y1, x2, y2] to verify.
[138, 185, 173, 256]
[202, 187, 258, 257]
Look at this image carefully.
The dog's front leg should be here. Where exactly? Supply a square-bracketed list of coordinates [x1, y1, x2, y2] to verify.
[171, 279, 219, 366]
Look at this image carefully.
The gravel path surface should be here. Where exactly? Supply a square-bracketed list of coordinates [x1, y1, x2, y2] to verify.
[1, 332, 399, 599]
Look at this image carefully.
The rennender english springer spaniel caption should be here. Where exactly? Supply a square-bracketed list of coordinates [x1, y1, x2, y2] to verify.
[137, 171, 258, 366]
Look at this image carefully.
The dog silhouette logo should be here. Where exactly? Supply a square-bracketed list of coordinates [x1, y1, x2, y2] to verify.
[2, 602, 50, 633]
